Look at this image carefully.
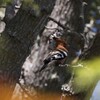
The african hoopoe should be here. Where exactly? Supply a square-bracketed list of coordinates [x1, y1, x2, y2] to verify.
[39, 32, 68, 72]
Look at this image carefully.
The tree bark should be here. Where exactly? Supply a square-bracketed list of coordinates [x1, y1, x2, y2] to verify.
[16, 0, 85, 100]
[0, 0, 54, 99]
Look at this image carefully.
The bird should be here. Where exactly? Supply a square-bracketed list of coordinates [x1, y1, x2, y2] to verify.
[39, 32, 68, 72]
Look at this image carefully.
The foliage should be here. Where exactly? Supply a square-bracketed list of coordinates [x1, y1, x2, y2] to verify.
[0, 0, 11, 5]
[90, 0, 100, 19]
[73, 57, 100, 95]
[22, 0, 41, 17]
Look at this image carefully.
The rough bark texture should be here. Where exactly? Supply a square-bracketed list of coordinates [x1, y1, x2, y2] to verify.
[0, 9, 35, 100]
[13, 0, 85, 100]
[0, 0, 55, 99]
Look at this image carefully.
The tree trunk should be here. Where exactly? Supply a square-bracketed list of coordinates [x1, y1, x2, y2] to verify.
[15, 0, 85, 100]
[0, 0, 54, 99]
